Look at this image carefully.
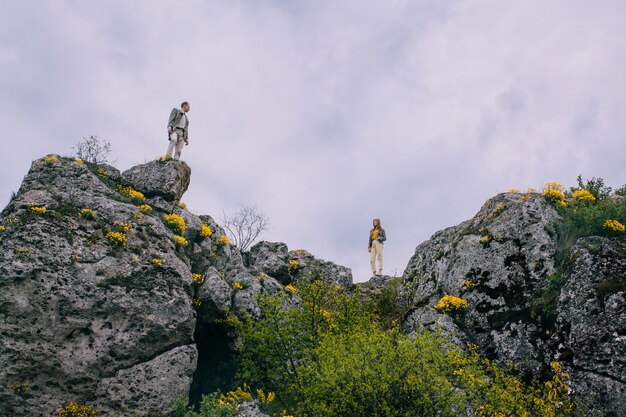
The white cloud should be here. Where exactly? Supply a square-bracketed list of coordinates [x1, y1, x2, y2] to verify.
[1, 0, 625, 281]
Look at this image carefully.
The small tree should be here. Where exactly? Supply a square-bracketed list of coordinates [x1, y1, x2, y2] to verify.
[222, 205, 269, 252]
[72, 135, 111, 164]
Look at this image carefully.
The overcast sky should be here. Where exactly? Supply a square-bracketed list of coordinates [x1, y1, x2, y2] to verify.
[1, 0, 625, 281]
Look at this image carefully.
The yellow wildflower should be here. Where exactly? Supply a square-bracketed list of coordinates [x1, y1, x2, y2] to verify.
[289, 259, 299, 272]
[193, 298, 202, 309]
[603, 219, 625, 232]
[96, 168, 109, 178]
[43, 154, 58, 164]
[114, 221, 133, 232]
[176, 201, 187, 209]
[117, 184, 146, 201]
[106, 231, 127, 247]
[55, 401, 101, 417]
[74, 158, 84, 164]
[138, 204, 152, 213]
[573, 189, 596, 203]
[163, 213, 187, 234]
[527, 187, 537, 193]
[193, 273, 205, 285]
[285, 284, 297, 294]
[434, 295, 468, 314]
[173, 235, 188, 247]
[232, 282, 243, 290]
[30, 205, 47, 214]
[151, 258, 163, 267]
[217, 234, 231, 246]
[508, 188, 520, 193]
[0, 225, 6, 233]
[80, 208, 95, 219]
[200, 223, 213, 238]
[463, 280, 475, 289]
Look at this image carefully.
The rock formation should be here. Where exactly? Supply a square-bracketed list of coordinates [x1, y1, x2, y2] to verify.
[0, 156, 352, 417]
[397, 192, 625, 416]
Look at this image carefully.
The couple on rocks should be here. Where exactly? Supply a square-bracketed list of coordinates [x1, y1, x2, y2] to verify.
[165, 101, 387, 277]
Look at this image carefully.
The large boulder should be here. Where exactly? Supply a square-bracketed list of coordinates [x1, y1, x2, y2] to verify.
[289, 249, 353, 288]
[248, 241, 291, 283]
[122, 159, 191, 201]
[0, 156, 196, 417]
[555, 237, 626, 416]
[400, 192, 626, 415]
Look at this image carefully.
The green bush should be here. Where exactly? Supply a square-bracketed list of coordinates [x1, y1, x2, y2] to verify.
[230, 281, 578, 417]
[550, 177, 626, 268]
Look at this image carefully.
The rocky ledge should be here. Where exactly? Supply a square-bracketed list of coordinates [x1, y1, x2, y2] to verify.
[0, 156, 352, 417]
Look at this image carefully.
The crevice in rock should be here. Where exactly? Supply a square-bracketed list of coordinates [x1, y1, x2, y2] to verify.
[189, 319, 237, 406]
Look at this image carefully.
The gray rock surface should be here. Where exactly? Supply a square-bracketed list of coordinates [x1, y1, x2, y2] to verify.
[248, 241, 291, 283]
[555, 237, 626, 416]
[122, 159, 191, 201]
[0, 155, 349, 416]
[95, 345, 198, 416]
[289, 249, 353, 288]
[235, 401, 271, 417]
[400, 192, 626, 415]
[0, 156, 196, 417]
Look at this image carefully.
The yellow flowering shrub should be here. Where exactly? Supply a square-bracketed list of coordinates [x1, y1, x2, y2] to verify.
[232, 282, 243, 290]
[151, 258, 163, 267]
[217, 234, 231, 246]
[163, 213, 187, 234]
[0, 225, 6, 233]
[74, 158, 84, 164]
[508, 188, 520, 193]
[193, 299, 202, 309]
[44, 154, 58, 164]
[200, 223, 213, 238]
[80, 208, 95, 219]
[463, 280, 476, 289]
[158, 155, 172, 162]
[256, 389, 276, 405]
[138, 204, 152, 213]
[572, 189, 596, 203]
[527, 187, 537, 193]
[434, 295, 468, 314]
[117, 184, 146, 201]
[543, 189, 567, 207]
[30, 205, 47, 214]
[13, 382, 30, 394]
[96, 168, 109, 178]
[603, 219, 625, 232]
[55, 401, 101, 417]
[193, 273, 205, 285]
[105, 231, 127, 247]
[285, 284, 297, 294]
[289, 260, 299, 272]
[114, 221, 132, 232]
[173, 235, 188, 247]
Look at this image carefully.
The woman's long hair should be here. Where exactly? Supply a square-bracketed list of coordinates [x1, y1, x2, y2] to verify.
[372, 218, 381, 229]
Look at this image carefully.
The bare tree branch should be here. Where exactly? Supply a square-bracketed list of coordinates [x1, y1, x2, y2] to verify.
[222, 205, 270, 252]
[72, 135, 111, 164]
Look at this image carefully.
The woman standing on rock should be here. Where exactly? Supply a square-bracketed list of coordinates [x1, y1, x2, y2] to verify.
[368, 218, 386, 276]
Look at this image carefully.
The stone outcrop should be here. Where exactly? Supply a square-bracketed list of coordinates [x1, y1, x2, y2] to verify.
[0, 155, 352, 417]
[122, 159, 191, 201]
[246, 242, 354, 288]
[398, 192, 626, 416]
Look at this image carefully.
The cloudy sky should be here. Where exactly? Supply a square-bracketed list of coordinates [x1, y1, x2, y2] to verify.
[1, 0, 625, 281]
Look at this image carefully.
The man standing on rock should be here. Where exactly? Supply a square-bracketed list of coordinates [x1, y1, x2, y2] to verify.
[368, 218, 386, 276]
[165, 101, 190, 160]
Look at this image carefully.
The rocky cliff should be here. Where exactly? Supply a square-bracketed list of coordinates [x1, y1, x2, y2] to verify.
[398, 192, 626, 416]
[0, 156, 352, 417]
